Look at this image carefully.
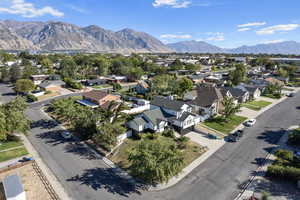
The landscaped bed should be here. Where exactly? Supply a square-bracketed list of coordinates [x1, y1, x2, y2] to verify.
[0, 147, 28, 162]
[108, 135, 207, 175]
[203, 115, 247, 134]
[242, 100, 272, 111]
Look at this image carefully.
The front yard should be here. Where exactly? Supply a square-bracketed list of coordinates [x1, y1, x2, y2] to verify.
[203, 115, 247, 134]
[108, 135, 207, 175]
[0, 147, 28, 162]
[242, 100, 272, 111]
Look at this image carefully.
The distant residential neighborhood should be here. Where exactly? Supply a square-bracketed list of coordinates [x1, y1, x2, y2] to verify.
[0, 50, 300, 200]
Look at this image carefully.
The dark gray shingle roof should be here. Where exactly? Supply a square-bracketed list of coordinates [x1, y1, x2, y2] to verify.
[151, 96, 186, 111]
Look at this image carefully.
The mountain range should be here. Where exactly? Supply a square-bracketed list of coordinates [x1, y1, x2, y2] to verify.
[0, 20, 300, 54]
[167, 40, 300, 55]
[0, 20, 171, 53]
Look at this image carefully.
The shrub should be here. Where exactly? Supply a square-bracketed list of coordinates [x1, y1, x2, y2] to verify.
[274, 149, 293, 161]
[64, 78, 83, 89]
[267, 165, 300, 181]
[45, 90, 52, 95]
[26, 94, 38, 102]
[288, 130, 300, 146]
[162, 129, 175, 139]
[146, 133, 159, 140]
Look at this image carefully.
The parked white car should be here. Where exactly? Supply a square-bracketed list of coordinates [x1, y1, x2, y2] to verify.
[244, 119, 256, 127]
[61, 131, 72, 139]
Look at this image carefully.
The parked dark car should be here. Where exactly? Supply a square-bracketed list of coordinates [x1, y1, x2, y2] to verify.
[226, 134, 239, 142]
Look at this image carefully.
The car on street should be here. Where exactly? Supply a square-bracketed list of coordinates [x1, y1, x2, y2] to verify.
[233, 130, 244, 138]
[226, 134, 239, 142]
[287, 92, 295, 97]
[61, 131, 72, 139]
[244, 119, 256, 127]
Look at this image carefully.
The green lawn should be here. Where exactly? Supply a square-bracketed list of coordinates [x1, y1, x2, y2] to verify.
[203, 115, 247, 134]
[109, 136, 206, 171]
[242, 100, 272, 111]
[0, 141, 23, 152]
[0, 147, 28, 162]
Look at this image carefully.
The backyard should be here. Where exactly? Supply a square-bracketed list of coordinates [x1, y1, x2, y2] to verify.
[203, 115, 247, 134]
[242, 100, 272, 111]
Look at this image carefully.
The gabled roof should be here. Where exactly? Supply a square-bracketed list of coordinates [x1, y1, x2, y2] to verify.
[128, 117, 147, 127]
[220, 87, 248, 98]
[83, 90, 110, 101]
[188, 85, 223, 108]
[151, 96, 187, 112]
[142, 108, 166, 126]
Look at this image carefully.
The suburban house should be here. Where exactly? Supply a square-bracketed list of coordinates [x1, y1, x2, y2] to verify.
[127, 108, 168, 133]
[30, 75, 49, 85]
[84, 78, 107, 86]
[79, 90, 121, 109]
[39, 80, 65, 92]
[184, 85, 223, 121]
[2, 174, 26, 200]
[236, 84, 261, 99]
[151, 96, 201, 134]
[220, 87, 249, 103]
[265, 77, 285, 86]
[135, 81, 150, 94]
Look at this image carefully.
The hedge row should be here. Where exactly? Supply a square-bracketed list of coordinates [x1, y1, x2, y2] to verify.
[267, 165, 300, 181]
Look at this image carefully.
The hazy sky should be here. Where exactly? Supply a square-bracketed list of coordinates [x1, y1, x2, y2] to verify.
[0, 0, 300, 48]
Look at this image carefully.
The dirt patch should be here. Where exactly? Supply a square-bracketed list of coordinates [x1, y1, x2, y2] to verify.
[0, 163, 52, 200]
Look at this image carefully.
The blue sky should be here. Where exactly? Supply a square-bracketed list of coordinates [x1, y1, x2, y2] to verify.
[0, 0, 300, 48]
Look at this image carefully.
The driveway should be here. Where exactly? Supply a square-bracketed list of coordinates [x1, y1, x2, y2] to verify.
[25, 90, 300, 200]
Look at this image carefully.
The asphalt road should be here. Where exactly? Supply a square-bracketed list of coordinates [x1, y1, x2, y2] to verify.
[0, 83, 16, 104]
[25, 91, 300, 200]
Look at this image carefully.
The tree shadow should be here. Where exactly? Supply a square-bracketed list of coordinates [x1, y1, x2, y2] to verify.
[64, 143, 99, 160]
[36, 130, 75, 146]
[256, 129, 285, 146]
[66, 167, 144, 197]
[30, 119, 59, 129]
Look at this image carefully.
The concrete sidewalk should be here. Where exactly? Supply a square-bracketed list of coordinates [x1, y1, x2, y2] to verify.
[0, 156, 25, 169]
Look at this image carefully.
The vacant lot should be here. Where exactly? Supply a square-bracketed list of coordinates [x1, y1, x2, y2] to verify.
[242, 100, 272, 111]
[0, 163, 52, 200]
[203, 115, 247, 134]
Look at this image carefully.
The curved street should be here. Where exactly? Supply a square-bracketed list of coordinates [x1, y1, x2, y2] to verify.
[25, 91, 300, 200]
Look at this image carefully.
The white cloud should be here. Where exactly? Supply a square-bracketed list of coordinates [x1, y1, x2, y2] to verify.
[160, 34, 192, 39]
[238, 22, 266, 28]
[262, 39, 285, 44]
[67, 4, 89, 14]
[238, 27, 251, 32]
[256, 24, 299, 35]
[0, 0, 64, 18]
[153, 0, 191, 8]
[206, 32, 224, 41]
